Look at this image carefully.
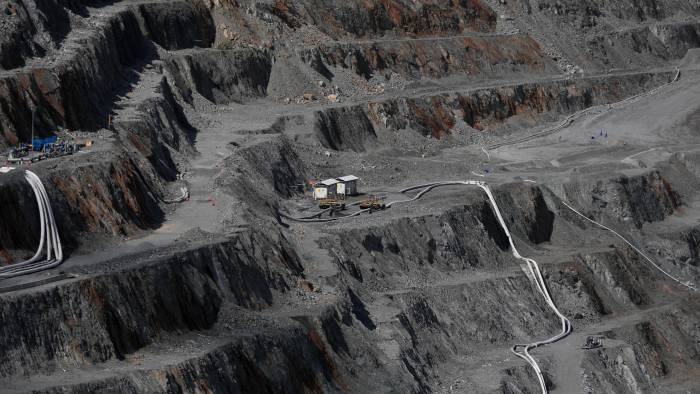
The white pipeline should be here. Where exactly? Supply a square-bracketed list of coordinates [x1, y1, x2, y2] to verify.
[0, 171, 63, 278]
[399, 181, 570, 394]
[561, 200, 697, 292]
[487, 68, 681, 150]
[282, 180, 570, 393]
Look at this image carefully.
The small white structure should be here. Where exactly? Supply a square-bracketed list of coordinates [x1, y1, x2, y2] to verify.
[313, 178, 339, 199]
[337, 175, 359, 196]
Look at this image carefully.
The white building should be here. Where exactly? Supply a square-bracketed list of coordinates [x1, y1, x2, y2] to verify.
[313, 178, 339, 199]
[337, 175, 359, 196]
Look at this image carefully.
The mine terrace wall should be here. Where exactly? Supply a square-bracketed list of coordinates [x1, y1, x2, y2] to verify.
[0, 155, 164, 260]
[0, 1, 216, 149]
[265, 0, 497, 38]
[163, 47, 272, 105]
[299, 34, 556, 81]
[0, 230, 303, 378]
[365, 71, 673, 139]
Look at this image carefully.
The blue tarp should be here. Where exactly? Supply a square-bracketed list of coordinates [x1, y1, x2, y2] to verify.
[32, 135, 58, 151]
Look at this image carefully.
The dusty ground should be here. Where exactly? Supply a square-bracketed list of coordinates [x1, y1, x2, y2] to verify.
[0, 0, 699, 393]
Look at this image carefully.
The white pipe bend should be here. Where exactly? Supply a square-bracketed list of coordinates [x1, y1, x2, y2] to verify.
[459, 181, 571, 394]
[399, 181, 570, 394]
[0, 170, 63, 278]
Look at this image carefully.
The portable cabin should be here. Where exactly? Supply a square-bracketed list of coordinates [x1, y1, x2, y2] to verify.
[313, 178, 340, 199]
[337, 175, 359, 196]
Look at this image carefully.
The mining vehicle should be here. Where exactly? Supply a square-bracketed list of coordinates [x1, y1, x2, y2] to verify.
[581, 336, 603, 350]
[8, 144, 31, 160]
[318, 198, 346, 210]
[359, 195, 386, 211]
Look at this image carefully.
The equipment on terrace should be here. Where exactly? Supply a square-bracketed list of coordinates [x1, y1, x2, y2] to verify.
[318, 198, 346, 210]
[581, 336, 603, 350]
[359, 195, 386, 211]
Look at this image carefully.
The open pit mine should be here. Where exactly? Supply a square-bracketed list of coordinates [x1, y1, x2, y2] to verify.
[1, 0, 700, 393]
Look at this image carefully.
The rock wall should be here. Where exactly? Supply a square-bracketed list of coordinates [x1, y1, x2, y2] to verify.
[503, 0, 700, 69]
[578, 249, 653, 309]
[300, 34, 556, 81]
[553, 171, 681, 228]
[217, 136, 308, 220]
[34, 328, 342, 394]
[0, 230, 303, 377]
[0, 155, 163, 260]
[0, 0, 214, 71]
[137, 1, 216, 50]
[365, 71, 672, 139]
[652, 22, 700, 58]
[0, 0, 101, 70]
[0, 8, 151, 148]
[586, 23, 700, 68]
[520, 0, 700, 26]
[264, 0, 497, 38]
[1, 169, 695, 391]
[0, 1, 218, 149]
[164, 48, 272, 104]
[492, 184, 556, 244]
[311, 181, 694, 391]
[319, 184, 554, 290]
[582, 301, 700, 392]
[29, 293, 420, 393]
[315, 106, 378, 152]
[114, 77, 196, 182]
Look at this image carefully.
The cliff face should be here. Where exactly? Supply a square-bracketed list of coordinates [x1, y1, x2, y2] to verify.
[315, 106, 378, 152]
[0, 8, 150, 147]
[2, 175, 695, 392]
[0, 154, 163, 259]
[0, 0, 100, 70]
[0, 229, 303, 377]
[328, 72, 669, 141]
[113, 76, 196, 183]
[265, 0, 497, 38]
[0, 2, 220, 260]
[300, 34, 556, 80]
[137, 1, 216, 50]
[0, 0, 213, 72]
[0, 1, 216, 149]
[164, 48, 272, 105]
[552, 170, 682, 228]
[498, 0, 700, 70]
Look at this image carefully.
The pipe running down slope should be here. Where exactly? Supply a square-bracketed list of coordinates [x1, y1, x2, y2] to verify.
[399, 181, 569, 394]
[282, 180, 570, 393]
[487, 68, 681, 150]
[283, 178, 698, 391]
[561, 200, 698, 292]
[0, 171, 63, 279]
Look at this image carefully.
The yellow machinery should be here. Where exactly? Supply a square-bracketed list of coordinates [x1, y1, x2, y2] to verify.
[318, 198, 346, 210]
[359, 195, 386, 210]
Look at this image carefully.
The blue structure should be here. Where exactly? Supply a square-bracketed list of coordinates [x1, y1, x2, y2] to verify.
[32, 136, 58, 151]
